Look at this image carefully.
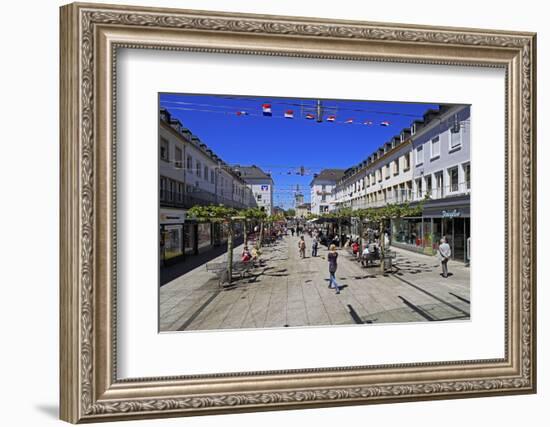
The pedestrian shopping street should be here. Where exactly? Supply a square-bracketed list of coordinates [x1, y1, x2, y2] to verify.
[159, 234, 470, 332]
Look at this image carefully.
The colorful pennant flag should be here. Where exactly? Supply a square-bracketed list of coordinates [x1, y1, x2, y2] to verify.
[305, 113, 315, 120]
[380, 120, 391, 127]
[262, 103, 272, 116]
[326, 115, 336, 122]
[363, 120, 373, 126]
[236, 111, 248, 116]
[284, 110, 294, 119]
[345, 118, 354, 124]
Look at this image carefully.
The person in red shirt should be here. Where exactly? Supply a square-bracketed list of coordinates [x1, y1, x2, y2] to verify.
[351, 240, 360, 257]
[241, 246, 252, 263]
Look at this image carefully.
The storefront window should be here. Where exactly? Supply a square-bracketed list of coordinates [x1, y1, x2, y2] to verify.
[233, 221, 243, 237]
[197, 223, 212, 250]
[392, 218, 423, 249]
[163, 225, 183, 260]
[184, 223, 195, 255]
[422, 220, 434, 255]
[432, 218, 442, 251]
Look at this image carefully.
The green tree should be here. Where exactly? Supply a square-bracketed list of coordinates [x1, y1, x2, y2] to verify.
[285, 208, 296, 218]
[187, 205, 240, 284]
[359, 202, 423, 272]
[320, 207, 353, 247]
[241, 207, 268, 248]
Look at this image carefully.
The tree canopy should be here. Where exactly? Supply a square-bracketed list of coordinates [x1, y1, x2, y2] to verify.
[187, 205, 273, 222]
[187, 204, 240, 221]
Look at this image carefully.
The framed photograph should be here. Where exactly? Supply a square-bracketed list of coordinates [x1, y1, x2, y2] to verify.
[60, 2, 536, 423]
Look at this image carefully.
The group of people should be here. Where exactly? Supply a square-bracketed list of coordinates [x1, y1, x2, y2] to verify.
[243, 223, 453, 297]
[348, 239, 381, 267]
[294, 232, 341, 294]
[240, 245, 260, 265]
[297, 228, 323, 258]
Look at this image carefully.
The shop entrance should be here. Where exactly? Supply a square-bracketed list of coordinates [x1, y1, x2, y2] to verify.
[453, 218, 466, 262]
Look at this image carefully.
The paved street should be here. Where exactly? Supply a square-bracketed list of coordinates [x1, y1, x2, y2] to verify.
[159, 234, 470, 332]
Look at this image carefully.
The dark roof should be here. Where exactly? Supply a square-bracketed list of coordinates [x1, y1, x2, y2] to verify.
[297, 203, 311, 209]
[233, 165, 273, 181]
[310, 169, 345, 186]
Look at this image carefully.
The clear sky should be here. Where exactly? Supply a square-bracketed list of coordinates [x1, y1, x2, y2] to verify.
[160, 93, 439, 209]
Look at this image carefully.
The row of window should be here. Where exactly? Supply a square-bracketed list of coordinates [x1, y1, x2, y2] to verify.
[339, 162, 470, 206]
[160, 174, 254, 205]
[162, 137, 256, 198]
[161, 137, 226, 187]
[337, 126, 466, 199]
[358, 163, 470, 204]
[415, 128, 463, 166]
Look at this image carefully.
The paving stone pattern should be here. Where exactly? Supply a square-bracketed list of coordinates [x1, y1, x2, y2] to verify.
[160, 235, 470, 332]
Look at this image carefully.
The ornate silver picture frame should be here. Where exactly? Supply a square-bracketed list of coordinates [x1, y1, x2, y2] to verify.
[60, 2, 536, 423]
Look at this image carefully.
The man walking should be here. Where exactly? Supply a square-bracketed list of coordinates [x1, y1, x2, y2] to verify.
[311, 236, 319, 257]
[438, 237, 452, 278]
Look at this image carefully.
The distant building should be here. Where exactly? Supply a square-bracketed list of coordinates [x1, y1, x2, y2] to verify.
[295, 203, 311, 219]
[294, 192, 304, 207]
[309, 169, 345, 214]
[233, 165, 275, 216]
[273, 206, 285, 216]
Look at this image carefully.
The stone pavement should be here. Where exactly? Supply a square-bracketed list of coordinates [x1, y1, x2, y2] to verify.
[159, 234, 470, 332]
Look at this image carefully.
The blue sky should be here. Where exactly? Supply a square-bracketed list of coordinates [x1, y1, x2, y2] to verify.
[160, 93, 439, 209]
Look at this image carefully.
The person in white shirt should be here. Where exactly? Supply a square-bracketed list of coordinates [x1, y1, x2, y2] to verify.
[361, 246, 370, 267]
[438, 237, 452, 278]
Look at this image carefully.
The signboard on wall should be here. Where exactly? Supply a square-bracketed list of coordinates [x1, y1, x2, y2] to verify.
[160, 209, 186, 224]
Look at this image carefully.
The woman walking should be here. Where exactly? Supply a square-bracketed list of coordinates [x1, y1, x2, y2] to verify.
[298, 236, 306, 258]
[327, 244, 342, 294]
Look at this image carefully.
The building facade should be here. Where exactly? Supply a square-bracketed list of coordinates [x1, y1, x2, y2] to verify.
[310, 169, 345, 214]
[392, 105, 471, 261]
[159, 108, 257, 268]
[332, 104, 471, 262]
[232, 165, 275, 216]
[295, 203, 312, 219]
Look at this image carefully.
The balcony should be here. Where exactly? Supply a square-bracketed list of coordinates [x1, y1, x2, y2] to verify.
[160, 189, 254, 210]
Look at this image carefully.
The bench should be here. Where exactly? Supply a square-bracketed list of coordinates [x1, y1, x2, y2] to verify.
[205, 261, 255, 286]
[361, 250, 397, 271]
[345, 246, 361, 261]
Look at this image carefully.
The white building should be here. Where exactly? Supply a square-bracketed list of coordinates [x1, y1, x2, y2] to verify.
[233, 165, 275, 216]
[332, 104, 471, 262]
[309, 169, 345, 214]
[295, 203, 311, 219]
[159, 108, 256, 210]
[158, 108, 257, 267]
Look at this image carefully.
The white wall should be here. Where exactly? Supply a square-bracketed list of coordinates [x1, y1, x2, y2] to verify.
[0, 1, 547, 426]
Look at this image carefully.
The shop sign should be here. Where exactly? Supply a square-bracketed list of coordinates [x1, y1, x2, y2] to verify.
[442, 209, 461, 218]
[160, 209, 186, 224]
[261, 185, 269, 191]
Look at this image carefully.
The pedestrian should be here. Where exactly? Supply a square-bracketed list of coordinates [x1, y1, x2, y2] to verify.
[298, 236, 306, 258]
[327, 244, 341, 294]
[351, 240, 359, 258]
[384, 232, 390, 248]
[312, 236, 319, 257]
[290, 227, 295, 236]
[438, 237, 452, 278]
[241, 246, 252, 263]
[361, 245, 370, 267]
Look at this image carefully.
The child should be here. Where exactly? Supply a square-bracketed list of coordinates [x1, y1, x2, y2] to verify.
[241, 246, 252, 263]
